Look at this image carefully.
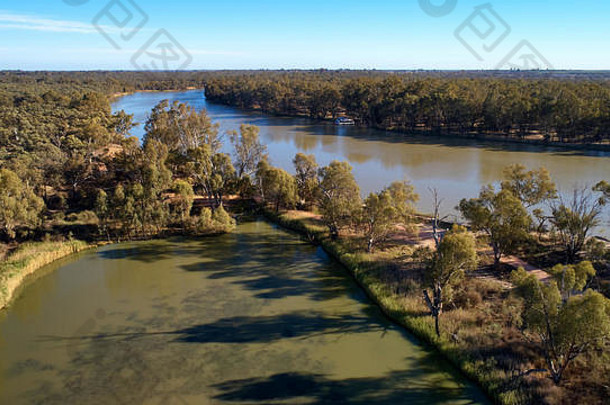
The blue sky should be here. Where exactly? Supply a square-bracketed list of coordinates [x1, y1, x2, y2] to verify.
[1, 0, 609, 70]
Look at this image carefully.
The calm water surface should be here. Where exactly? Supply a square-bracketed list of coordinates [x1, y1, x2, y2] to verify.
[113, 90, 610, 236]
[0, 221, 487, 404]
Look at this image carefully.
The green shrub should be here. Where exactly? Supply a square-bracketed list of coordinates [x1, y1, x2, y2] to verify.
[212, 206, 236, 233]
[454, 287, 483, 309]
[196, 208, 213, 231]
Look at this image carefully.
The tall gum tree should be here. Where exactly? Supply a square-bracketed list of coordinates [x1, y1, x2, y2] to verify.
[511, 267, 610, 384]
[318, 161, 361, 239]
[423, 226, 478, 337]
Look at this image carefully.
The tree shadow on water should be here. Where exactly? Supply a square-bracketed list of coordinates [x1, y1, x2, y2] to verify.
[174, 312, 386, 344]
[96, 240, 208, 263]
[95, 225, 309, 265]
[182, 257, 349, 302]
[38, 312, 388, 346]
[212, 368, 487, 404]
[178, 232, 351, 302]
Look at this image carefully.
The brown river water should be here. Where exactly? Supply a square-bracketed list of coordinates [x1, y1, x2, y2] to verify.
[114, 90, 610, 236]
[0, 220, 488, 404]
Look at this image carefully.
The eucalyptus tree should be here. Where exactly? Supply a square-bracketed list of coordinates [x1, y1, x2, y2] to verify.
[172, 180, 195, 224]
[144, 100, 220, 156]
[459, 186, 531, 267]
[360, 181, 419, 253]
[206, 153, 236, 208]
[424, 226, 478, 337]
[259, 165, 298, 212]
[549, 187, 606, 263]
[594, 180, 610, 199]
[511, 267, 610, 384]
[318, 161, 361, 239]
[501, 164, 557, 209]
[230, 124, 267, 195]
[293, 153, 319, 209]
[0, 168, 45, 240]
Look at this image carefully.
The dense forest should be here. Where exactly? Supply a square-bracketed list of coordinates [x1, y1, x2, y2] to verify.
[1, 71, 610, 405]
[0, 73, 238, 243]
[4, 69, 610, 146]
[204, 71, 610, 144]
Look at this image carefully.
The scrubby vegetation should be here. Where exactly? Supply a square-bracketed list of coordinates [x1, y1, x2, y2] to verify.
[0, 81, 264, 244]
[1, 71, 610, 404]
[0, 73, 257, 306]
[257, 154, 610, 404]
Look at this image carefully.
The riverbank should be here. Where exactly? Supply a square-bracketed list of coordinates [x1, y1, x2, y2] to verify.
[209, 100, 610, 153]
[0, 219, 490, 404]
[0, 240, 94, 309]
[262, 208, 563, 405]
[115, 88, 610, 152]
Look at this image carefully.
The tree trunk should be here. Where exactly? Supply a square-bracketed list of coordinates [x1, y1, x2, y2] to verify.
[329, 224, 339, 240]
[493, 244, 502, 268]
[546, 357, 563, 385]
[423, 288, 442, 337]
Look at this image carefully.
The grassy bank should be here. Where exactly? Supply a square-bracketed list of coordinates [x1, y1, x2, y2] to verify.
[263, 209, 571, 405]
[0, 240, 93, 309]
[263, 210, 494, 397]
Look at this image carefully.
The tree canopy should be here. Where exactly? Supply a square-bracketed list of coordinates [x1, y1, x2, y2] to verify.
[512, 267, 610, 384]
[360, 181, 419, 252]
[424, 226, 478, 337]
[459, 187, 531, 267]
[0, 168, 44, 239]
[318, 161, 362, 239]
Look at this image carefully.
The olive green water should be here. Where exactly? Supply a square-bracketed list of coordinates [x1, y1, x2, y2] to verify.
[0, 221, 487, 404]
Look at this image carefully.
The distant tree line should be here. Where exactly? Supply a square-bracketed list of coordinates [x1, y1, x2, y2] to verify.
[204, 72, 610, 144]
[1, 72, 610, 402]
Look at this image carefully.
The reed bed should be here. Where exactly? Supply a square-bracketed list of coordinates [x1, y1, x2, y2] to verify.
[0, 240, 92, 309]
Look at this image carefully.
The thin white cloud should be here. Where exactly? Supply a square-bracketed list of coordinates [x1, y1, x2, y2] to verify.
[1, 45, 247, 58]
[0, 11, 107, 34]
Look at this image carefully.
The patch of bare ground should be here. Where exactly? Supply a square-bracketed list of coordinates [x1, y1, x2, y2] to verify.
[390, 221, 551, 286]
[267, 209, 610, 404]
